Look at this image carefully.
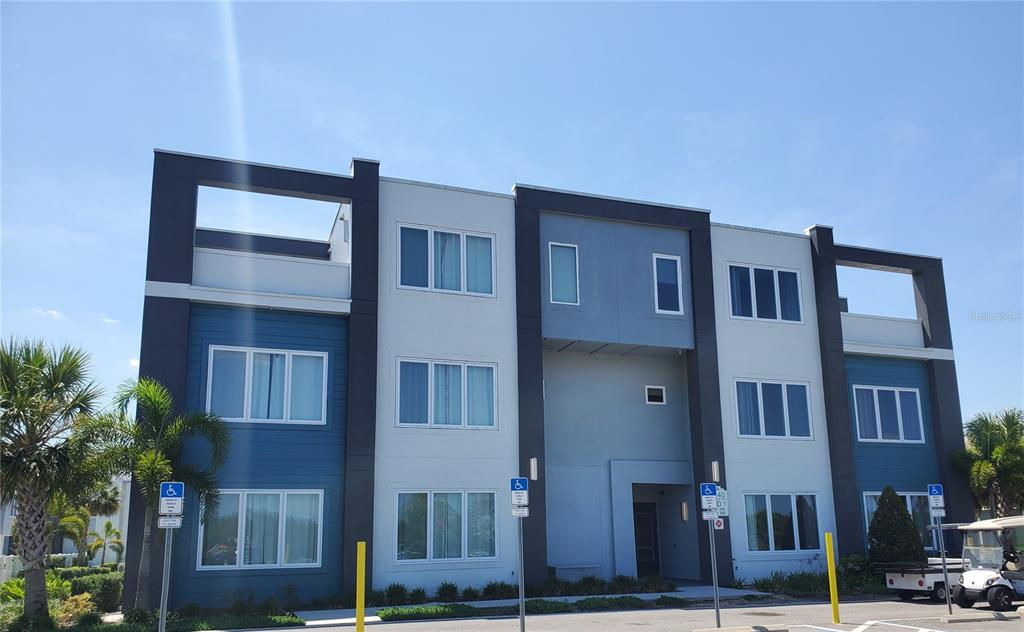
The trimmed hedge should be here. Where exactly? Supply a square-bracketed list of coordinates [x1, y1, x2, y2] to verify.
[574, 596, 648, 611]
[377, 604, 478, 621]
[70, 572, 123, 612]
[52, 567, 114, 581]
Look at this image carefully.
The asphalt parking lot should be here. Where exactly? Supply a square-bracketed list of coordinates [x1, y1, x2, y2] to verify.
[313, 598, 1021, 631]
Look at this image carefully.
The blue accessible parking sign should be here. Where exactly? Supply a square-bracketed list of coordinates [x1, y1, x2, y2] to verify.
[160, 482, 185, 498]
[928, 483, 943, 496]
[511, 477, 528, 491]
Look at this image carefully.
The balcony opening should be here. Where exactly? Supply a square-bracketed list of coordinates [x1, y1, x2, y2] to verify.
[837, 266, 917, 320]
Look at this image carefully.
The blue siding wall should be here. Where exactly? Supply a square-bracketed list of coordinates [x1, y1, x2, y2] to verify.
[845, 355, 939, 544]
[539, 213, 694, 349]
[170, 304, 347, 608]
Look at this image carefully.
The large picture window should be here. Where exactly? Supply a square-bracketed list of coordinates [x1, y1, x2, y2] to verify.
[735, 380, 812, 438]
[397, 358, 496, 428]
[198, 490, 323, 569]
[744, 493, 820, 552]
[728, 264, 801, 322]
[398, 224, 495, 296]
[207, 346, 327, 424]
[396, 491, 497, 561]
[852, 385, 924, 443]
[864, 492, 937, 550]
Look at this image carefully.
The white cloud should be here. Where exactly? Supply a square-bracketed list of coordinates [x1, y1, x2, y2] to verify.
[28, 308, 66, 320]
[128, 358, 140, 368]
[98, 313, 120, 325]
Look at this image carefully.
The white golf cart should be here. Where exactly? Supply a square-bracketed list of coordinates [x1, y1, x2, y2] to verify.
[952, 516, 1024, 612]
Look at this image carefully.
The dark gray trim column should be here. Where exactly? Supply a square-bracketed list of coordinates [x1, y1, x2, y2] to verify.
[806, 226, 863, 557]
[512, 186, 730, 585]
[341, 159, 381, 594]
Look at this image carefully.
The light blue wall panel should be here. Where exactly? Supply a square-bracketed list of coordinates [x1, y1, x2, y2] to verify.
[171, 304, 347, 608]
[540, 213, 694, 348]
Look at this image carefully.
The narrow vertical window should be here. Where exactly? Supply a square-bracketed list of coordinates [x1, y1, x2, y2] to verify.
[397, 493, 428, 560]
[729, 265, 753, 317]
[284, 493, 320, 564]
[466, 365, 495, 427]
[899, 391, 923, 441]
[786, 384, 811, 437]
[653, 255, 683, 314]
[467, 493, 496, 558]
[243, 493, 281, 566]
[754, 268, 778, 319]
[777, 271, 801, 321]
[290, 355, 325, 422]
[200, 492, 240, 566]
[736, 381, 761, 436]
[398, 361, 429, 424]
[770, 494, 796, 551]
[433, 231, 462, 291]
[465, 235, 493, 295]
[761, 383, 786, 436]
[549, 243, 579, 304]
[432, 492, 463, 559]
[854, 388, 878, 439]
[796, 495, 820, 550]
[250, 352, 286, 420]
[745, 495, 770, 551]
[210, 349, 246, 419]
[433, 363, 462, 425]
[877, 389, 901, 440]
[399, 226, 429, 288]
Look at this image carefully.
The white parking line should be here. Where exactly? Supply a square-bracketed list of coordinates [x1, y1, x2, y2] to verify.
[859, 620, 950, 632]
[790, 625, 847, 632]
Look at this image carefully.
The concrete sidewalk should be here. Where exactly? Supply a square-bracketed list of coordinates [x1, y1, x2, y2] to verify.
[296, 585, 767, 626]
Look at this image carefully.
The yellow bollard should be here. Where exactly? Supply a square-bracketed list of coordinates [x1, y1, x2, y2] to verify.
[358, 540, 366, 630]
[825, 531, 839, 624]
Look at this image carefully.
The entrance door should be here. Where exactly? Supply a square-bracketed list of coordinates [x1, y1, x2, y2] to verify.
[633, 502, 660, 577]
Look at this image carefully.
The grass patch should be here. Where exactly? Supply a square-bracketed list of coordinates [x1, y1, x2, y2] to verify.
[56, 614, 304, 632]
[376, 604, 478, 622]
[574, 596, 648, 611]
[653, 595, 692, 607]
[525, 599, 572, 615]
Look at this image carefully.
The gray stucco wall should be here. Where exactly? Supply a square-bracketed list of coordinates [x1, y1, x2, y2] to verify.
[543, 349, 698, 579]
[539, 213, 695, 349]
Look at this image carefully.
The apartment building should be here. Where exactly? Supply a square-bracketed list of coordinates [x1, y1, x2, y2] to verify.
[126, 150, 970, 607]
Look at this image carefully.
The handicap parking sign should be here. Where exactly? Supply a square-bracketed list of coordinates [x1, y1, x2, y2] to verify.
[160, 482, 184, 498]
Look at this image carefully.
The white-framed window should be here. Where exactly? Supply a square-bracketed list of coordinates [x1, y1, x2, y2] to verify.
[744, 493, 820, 552]
[645, 385, 666, 405]
[549, 242, 579, 305]
[852, 385, 924, 443]
[398, 223, 495, 297]
[652, 254, 684, 315]
[735, 379, 812, 439]
[863, 492, 938, 550]
[207, 346, 328, 424]
[197, 489, 323, 570]
[728, 264, 802, 323]
[396, 490, 497, 562]
[396, 358, 497, 428]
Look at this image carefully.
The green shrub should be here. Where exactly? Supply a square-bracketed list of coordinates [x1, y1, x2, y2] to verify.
[51, 568, 112, 582]
[54, 593, 96, 627]
[435, 582, 459, 603]
[653, 594, 690, 607]
[408, 588, 427, 604]
[5, 613, 55, 632]
[751, 570, 787, 593]
[1, 602, 24, 631]
[384, 583, 409, 606]
[376, 603, 477, 621]
[638, 576, 675, 593]
[47, 556, 69, 569]
[279, 585, 301, 612]
[609, 575, 640, 594]
[74, 612, 103, 627]
[1, 575, 72, 604]
[571, 575, 607, 595]
[366, 590, 386, 607]
[460, 587, 479, 601]
[69, 573, 122, 612]
[122, 609, 153, 624]
[254, 598, 282, 616]
[482, 581, 517, 600]
[730, 576, 747, 589]
[0, 578, 24, 603]
[868, 486, 927, 565]
[527, 577, 570, 598]
[524, 599, 571, 614]
[574, 595, 647, 611]
[784, 571, 827, 595]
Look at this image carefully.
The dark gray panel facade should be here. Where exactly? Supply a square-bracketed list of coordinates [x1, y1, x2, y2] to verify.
[194, 228, 331, 260]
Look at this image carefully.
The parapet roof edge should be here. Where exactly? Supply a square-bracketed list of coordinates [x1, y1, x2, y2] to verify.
[513, 182, 711, 214]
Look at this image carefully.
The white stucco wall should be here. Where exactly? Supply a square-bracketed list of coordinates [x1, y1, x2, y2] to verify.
[710, 225, 837, 580]
[372, 179, 520, 593]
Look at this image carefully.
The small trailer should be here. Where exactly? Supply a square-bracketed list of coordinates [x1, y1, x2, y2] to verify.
[878, 557, 964, 602]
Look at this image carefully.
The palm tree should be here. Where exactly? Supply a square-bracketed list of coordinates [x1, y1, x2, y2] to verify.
[954, 408, 1024, 516]
[88, 520, 124, 567]
[0, 339, 101, 620]
[50, 485, 121, 565]
[110, 378, 228, 610]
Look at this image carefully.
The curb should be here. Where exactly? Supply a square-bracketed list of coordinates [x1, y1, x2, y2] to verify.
[940, 611, 1021, 623]
[694, 627, 788, 632]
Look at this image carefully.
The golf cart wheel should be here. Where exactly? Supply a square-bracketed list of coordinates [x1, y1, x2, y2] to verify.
[929, 583, 946, 603]
[952, 585, 975, 608]
[987, 585, 1014, 611]
[896, 590, 916, 601]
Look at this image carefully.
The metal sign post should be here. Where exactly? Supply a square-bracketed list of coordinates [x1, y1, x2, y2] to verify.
[511, 477, 529, 632]
[928, 484, 951, 615]
[157, 481, 184, 632]
[700, 483, 721, 629]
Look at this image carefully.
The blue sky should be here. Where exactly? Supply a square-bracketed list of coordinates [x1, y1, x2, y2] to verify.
[2, 1, 1021, 417]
